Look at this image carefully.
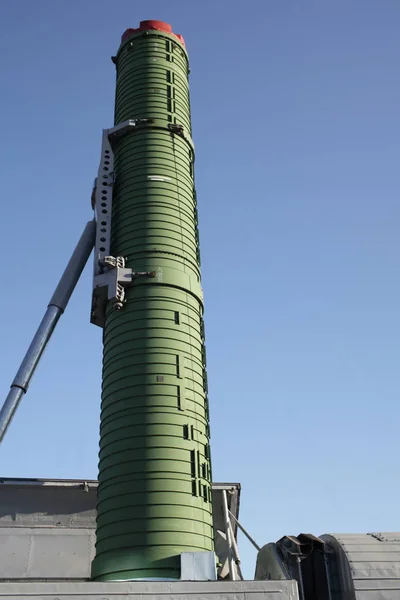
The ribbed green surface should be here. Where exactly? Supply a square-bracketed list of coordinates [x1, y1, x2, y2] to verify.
[91, 30, 214, 581]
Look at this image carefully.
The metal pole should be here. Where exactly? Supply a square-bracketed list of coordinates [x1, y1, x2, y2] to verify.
[0, 220, 96, 444]
[229, 509, 261, 551]
[324, 552, 334, 600]
[228, 519, 241, 566]
[222, 490, 236, 581]
[227, 517, 243, 579]
[296, 557, 306, 600]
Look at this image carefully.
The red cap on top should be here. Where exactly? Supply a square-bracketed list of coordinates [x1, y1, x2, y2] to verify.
[121, 20, 185, 46]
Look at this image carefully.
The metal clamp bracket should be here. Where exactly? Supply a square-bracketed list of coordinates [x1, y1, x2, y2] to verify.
[91, 255, 155, 328]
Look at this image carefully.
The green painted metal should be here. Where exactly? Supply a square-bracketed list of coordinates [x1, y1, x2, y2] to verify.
[91, 26, 214, 581]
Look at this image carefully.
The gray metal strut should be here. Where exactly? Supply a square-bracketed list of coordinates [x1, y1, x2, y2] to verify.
[0, 220, 96, 444]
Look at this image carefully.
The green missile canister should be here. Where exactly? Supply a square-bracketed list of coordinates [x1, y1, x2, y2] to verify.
[90, 20, 214, 581]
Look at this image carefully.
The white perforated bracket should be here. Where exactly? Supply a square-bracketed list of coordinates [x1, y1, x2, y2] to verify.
[92, 120, 147, 278]
[92, 130, 113, 270]
[90, 121, 157, 328]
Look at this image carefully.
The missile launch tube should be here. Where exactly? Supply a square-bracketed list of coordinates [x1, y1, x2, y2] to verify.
[0, 220, 95, 444]
[91, 21, 214, 581]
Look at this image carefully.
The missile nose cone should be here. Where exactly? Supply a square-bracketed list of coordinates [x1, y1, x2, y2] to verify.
[121, 20, 185, 46]
[139, 20, 173, 32]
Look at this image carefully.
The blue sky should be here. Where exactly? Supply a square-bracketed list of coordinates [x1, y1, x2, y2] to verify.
[0, 0, 399, 578]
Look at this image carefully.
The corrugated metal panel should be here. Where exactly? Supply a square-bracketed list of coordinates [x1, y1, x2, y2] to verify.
[0, 478, 241, 581]
[341, 545, 400, 553]
[322, 532, 400, 600]
[0, 528, 95, 579]
[353, 590, 399, 600]
[0, 479, 97, 529]
[0, 580, 300, 600]
[345, 553, 400, 562]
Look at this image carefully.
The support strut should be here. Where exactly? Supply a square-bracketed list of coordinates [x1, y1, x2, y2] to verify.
[0, 220, 96, 444]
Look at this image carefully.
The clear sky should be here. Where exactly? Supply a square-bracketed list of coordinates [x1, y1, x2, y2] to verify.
[0, 0, 399, 578]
